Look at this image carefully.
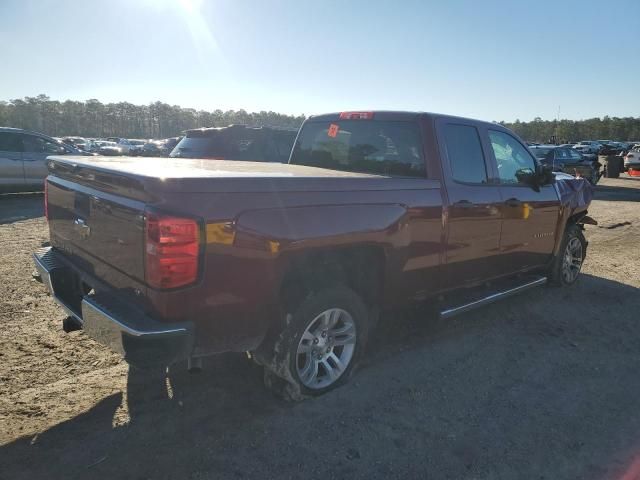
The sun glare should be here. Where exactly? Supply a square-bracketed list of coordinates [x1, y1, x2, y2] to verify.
[178, 0, 204, 13]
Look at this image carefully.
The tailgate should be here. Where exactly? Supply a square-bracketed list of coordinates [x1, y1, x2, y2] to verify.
[47, 176, 146, 284]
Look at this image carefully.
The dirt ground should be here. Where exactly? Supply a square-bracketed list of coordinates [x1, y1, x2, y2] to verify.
[1, 177, 640, 480]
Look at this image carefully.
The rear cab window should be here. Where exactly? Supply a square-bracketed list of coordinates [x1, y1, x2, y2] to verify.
[290, 117, 426, 177]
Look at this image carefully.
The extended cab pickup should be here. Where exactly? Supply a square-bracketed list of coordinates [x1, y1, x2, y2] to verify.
[34, 111, 594, 398]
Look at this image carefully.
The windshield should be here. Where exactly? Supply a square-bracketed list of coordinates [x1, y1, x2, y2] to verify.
[290, 120, 425, 177]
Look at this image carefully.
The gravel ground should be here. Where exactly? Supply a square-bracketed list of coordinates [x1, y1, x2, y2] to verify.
[1, 177, 640, 480]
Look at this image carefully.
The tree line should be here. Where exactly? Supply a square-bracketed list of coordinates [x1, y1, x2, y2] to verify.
[1, 95, 639, 142]
[501, 116, 640, 143]
[0, 95, 306, 139]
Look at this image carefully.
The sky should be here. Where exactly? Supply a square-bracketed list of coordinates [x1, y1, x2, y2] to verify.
[0, 0, 638, 122]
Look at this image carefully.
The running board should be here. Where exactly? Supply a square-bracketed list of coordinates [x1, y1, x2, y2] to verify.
[439, 276, 547, 319]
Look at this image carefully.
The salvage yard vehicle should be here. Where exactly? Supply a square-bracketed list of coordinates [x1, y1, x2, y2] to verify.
[105, 137, 138, 154]
[33, 111, 595, 399]
[170, 125, 297, 163]
[625, 146, 640, 174]
[0, 127, 86, 192]
[529, 145, 600, 184]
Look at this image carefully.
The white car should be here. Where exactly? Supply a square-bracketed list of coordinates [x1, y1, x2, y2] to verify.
[574, 141, 602, 151]
[105, 137, 139, 154]
[624, 146, 640, 171]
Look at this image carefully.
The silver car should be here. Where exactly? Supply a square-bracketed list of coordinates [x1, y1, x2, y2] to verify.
[0, 127, 86, 192]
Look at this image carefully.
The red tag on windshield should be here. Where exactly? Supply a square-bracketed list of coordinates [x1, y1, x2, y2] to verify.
[328, 124, 339, 138]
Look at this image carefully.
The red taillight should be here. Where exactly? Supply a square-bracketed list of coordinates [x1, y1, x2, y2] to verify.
[145, 213, 200, 289]
[339, 111, 374, 120]
[44, 180, 49, 221]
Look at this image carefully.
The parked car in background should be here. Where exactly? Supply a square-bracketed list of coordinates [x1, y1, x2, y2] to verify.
[139, 140, 167, 157]
[163, 136, 181, 154]
[97, 141, 124, 156]
[573, 143, 599, 160]
[126, 139, 147, 156]
[599, 143, 625, 156]
[61, 136, 91, 151]
[530, 145, 599, 184]
[105, 137, 137, 154]
[0, 127, 86, 192]
[624, 145, 640, 171]
[170, 125, 297, 163]
[575, 141, 602, 151]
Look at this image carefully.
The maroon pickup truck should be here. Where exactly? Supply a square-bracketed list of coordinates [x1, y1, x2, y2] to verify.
[33, 111, 594, 399]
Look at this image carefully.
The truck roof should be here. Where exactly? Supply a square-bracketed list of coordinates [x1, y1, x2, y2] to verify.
[308, 111, 501, 129]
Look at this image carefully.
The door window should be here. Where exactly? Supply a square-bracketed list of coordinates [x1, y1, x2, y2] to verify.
[0, 132, 23, 152]
[443, 124, 487, 183]
[489, 130, 537, 184]
[22, 135, 67, 154]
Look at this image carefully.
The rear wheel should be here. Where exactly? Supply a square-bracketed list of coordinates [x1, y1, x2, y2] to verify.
[548, 224, 586, 286]
[258, 286, 369, 400]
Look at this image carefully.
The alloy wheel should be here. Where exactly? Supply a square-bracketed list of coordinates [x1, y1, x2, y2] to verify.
[562, 236, 583, 283]
[295, 308, 357, 389]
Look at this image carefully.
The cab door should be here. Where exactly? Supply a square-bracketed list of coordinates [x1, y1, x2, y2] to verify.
[0, 131, 25, 191]
[436, 120, 504, 288]
[486, 129, 561, 274]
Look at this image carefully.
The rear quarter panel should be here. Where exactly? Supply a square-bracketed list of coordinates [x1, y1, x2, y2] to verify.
[149, 179, 443, 354]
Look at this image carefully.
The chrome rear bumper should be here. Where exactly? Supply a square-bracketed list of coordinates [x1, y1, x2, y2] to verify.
[33, 247, 194, 365]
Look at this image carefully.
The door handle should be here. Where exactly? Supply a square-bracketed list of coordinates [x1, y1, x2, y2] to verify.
[504, 198, 522, 207]
[453, 200, 474, 209]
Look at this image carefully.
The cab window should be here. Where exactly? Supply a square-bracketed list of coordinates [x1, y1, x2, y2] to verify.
[489, 130, 537, 184]
[443, 124, 487, 184]
[0, 132, 23, 152]
[291, 120, 425, 177]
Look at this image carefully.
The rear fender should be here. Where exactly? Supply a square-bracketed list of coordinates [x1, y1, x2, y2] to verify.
[234, 204, 410, 253]
[234, 204, 410, 302]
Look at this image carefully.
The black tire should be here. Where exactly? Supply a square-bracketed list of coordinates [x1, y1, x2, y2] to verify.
[257, 285, 370, 400]
[548, 223, 586, 287]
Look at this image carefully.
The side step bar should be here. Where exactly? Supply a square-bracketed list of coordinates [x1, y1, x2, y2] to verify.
[440, 276, 547, 319]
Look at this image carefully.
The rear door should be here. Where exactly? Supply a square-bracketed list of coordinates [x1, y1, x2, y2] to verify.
[22, 134, 69, 189]
[0, 132, 25, 190]
[436, 120, 504, 287]
[487, 129, 560, 274]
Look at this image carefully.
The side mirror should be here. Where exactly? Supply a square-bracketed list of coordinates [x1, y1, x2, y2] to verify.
[515, 167, 537, 190]
[537, 164, 555, 186]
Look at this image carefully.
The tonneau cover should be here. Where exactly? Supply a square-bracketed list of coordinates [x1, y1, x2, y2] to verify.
[47, 156, 379, 179]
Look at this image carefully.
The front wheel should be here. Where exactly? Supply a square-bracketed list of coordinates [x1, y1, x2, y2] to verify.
[258, 286, 370, 400]
[548, 224, 586, 286]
